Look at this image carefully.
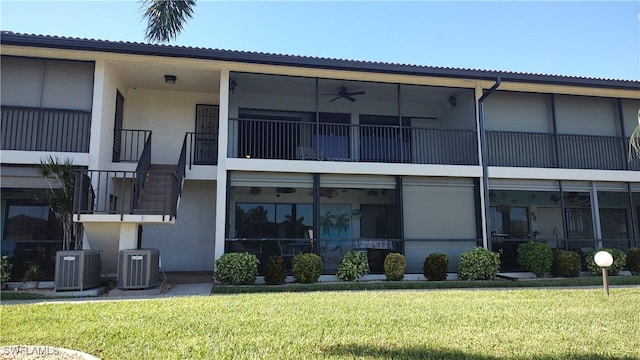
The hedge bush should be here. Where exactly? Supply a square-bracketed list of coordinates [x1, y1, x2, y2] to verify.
[1, 256, 12, 283]
[458, 247, 501, 281]
[264, 255, 286, 285]
[214, 252, 260, 285]
[292, 253, 323, 284]
[583, 248, 626, 276]
[423, 253, 448, 281]
[551, 250, 581, 278]
[337, 250, 368, 282]
[384, 253, 406, 281]
[626, 248, 640, 275]
[517, 241, 553, 277]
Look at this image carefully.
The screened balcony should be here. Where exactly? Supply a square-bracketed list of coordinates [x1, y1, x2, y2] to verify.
[229, 117, 478, 165]
[228, 72, 478, 166]
[487, 131, 639, 170]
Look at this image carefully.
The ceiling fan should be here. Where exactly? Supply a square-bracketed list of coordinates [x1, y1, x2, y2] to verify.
[326, 87, 366, 102]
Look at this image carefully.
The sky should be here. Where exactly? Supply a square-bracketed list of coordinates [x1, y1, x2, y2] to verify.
[1, 1, 639, 80]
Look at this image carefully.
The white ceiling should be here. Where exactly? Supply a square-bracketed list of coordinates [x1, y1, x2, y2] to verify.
[110, 60, 221, 94]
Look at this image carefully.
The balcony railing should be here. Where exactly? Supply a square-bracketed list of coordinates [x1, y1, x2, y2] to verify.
[229, 118, 478, 165]
[1, 105, 91, 152]
[184, 132, 218, 168]
[557, 134, 626, 170]
[73, 169, 179, 218]
[487, 131, 633, 170]
[112, 129, 151, 162]
[487, 131, 556, 168]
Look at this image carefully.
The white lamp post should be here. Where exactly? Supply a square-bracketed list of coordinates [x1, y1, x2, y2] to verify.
[594, 251, 614, 296]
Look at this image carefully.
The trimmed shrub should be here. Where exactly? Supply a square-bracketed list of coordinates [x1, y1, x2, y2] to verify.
[1, 256, 12, 283]
[458, 247, 501, 281]
[551, 250, 581, 278]
[423, 253, 448, 281]
[337, 250, 368, 282]
[626, 248, 640, 275]
[292, 253, 323, 284]
[264, 255, 286, 285]
[214, 252, 260, 285]
[583, 248, 626, 276]
[517, 241, 553, 277]
[384, 253, 406, 281]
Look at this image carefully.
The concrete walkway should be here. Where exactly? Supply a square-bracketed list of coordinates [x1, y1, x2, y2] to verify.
[1, 282, 214, 305]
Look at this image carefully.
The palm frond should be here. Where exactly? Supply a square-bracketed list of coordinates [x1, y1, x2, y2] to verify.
[142, 0, 196, 43]
[629, 109, 640, 161]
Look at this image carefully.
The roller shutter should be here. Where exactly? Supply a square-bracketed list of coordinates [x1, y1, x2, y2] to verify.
[484, 91, 551, 133]
[402, 178, 477, 272]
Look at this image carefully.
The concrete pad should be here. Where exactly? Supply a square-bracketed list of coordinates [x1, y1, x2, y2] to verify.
[107, 286, 162, 297]
[164, 283, 213, 296]
[53, 286, 106, 297]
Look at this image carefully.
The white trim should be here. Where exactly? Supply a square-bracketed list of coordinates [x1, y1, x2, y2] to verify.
[226, 158, 482, 178]
[72, 214, 175, 224]
[1, 151, 89, 166]
[489, 167, 640, 182]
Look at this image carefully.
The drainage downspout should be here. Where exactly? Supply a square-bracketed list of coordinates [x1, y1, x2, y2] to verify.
[478, 77, 501, 249]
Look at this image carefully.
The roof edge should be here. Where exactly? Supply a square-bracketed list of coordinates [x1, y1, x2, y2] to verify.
[2, 31, 639, 91]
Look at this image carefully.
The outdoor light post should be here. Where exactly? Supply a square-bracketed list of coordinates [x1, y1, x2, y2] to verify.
[594, 251, 614, 296]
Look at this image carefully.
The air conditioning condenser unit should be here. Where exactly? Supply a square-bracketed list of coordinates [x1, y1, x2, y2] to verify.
[117, 249, 160, 290]
[54, 250, 102, 291]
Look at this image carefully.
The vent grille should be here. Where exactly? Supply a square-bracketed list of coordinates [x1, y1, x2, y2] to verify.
[54, 250, 102, 291]
[117, 249, 160, 290]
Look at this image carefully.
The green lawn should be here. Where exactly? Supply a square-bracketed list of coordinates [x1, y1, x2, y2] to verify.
[2, 288, 639, 359]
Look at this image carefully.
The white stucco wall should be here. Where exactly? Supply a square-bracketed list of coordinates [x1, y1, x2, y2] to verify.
[82, 222, 122, 274]
[140, 180, 216, 271]
[124, 89, 218, 164]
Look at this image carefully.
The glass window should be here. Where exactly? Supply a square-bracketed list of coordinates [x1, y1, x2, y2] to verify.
[4, 201, 62, 241]
[563, 191, 593, 239]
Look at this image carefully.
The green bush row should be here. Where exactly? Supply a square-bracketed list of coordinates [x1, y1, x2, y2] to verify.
[214, 246, 640, 285]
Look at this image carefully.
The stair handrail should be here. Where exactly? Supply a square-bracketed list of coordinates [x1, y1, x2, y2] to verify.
[133, 132, 152, 211]
[171, 133, 188, 218]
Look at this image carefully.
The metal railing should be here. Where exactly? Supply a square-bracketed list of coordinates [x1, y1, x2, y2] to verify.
[557, 134, 626, 170]
[184, 132, 218, 168]
[133, 133, 152, 211]
[487, 131, 632, 170]
[229, 118, 478, 165]
[487, 131, 556, 167]
[73, 169, 180, 218]
[491, 237, 640, 271]
[112, 129, 151, 162]
[1, 105, 91, 152]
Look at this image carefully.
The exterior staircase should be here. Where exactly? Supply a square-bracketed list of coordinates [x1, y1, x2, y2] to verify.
[134, 164, 178, 215]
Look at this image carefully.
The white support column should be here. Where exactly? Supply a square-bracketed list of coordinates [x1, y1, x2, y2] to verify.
[88, 59, 105, 171]
[591, 182, 602, 247]
[118, 223, 138, 250]
[474, 83, 488, 248]
[214, 69, 231, 265]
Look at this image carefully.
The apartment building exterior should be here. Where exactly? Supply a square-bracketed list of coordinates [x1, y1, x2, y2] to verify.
[1, 31, 638, 280]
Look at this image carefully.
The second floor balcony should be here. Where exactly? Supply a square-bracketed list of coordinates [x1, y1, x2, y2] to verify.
[228, 117, 479, 165]
[1, 105, 91, 153]
[487, 131, 640, 171]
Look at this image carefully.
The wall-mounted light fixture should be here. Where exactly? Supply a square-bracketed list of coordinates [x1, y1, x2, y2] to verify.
[229, 80, 237, 94]
[164, 75, 177, 84]
[448, 95, 457, 109]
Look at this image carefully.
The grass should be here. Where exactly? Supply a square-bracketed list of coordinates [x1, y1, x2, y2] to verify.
[0, 291, 53, 301]
[212, 275, 640, 293]
[2, 288, 639, 359]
